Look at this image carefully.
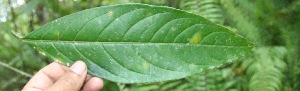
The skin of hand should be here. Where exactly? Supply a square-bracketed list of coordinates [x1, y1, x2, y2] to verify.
[22, 61, 103, 91]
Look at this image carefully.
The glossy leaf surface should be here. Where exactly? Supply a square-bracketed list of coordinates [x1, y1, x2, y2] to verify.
[22, 4, 253, 83]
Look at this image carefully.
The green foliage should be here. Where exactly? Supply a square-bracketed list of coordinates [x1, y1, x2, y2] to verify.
[22, 4, 252, 83]
[1, 0, 299, 90]
[220, 0, 263, 45]
[280, 1, 300, 90]
[181, 0, 224, 24]
[0, 22, 47, 90]
[245, 47, 286, 91]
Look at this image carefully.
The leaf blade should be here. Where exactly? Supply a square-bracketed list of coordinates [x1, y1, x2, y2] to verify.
[22, 4, 253, 83]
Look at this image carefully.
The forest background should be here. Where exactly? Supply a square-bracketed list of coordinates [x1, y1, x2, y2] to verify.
[0, 0, 299, 91]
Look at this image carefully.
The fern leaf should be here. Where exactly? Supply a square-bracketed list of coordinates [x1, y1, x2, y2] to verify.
[220, 0, 262, 45]
[181, 0, 224, 24]
[245, 47, 286, 91]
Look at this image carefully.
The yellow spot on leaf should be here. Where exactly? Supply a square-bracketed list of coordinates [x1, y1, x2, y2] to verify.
[189, 32, 202, 44]
[143, 62, 150, 69]
[147, 13, 154, 23]
[108, 11, 113, 17]
[147, 13, 153, 16]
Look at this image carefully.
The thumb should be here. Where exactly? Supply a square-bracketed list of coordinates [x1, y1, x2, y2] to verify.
[46, 61, 87, 91]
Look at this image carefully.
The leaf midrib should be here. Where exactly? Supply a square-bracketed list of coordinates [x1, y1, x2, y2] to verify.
[22, 39, 250, 47]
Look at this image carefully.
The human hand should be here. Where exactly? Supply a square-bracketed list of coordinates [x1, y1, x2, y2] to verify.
[22, 61, 103, 91]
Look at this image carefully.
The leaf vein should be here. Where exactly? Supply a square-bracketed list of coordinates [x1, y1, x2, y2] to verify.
[131, 45, 179, 72]
[71, 43, 126, 79]
[96, 8, 145, 41]
[200, 31, 226, 44]
[149, 18, 195, 42]
[50, 43, 73, 64]
[102, 45, 150, 77]
[73, 14, 106, 41]
[162, 23, 200, 42]
[121, 12, 172, 41]
[173, 24, 207, 42]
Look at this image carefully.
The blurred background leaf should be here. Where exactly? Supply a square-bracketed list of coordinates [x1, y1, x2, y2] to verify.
[0, 0, 299, 91]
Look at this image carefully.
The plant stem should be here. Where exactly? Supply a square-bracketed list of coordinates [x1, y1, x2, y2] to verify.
[0, 61, 32, 78]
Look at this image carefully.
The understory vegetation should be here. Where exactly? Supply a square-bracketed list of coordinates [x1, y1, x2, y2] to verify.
[0, 0, 299, 91]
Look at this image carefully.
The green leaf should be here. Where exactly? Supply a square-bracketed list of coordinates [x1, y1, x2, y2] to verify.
[22, 4, 253, 83]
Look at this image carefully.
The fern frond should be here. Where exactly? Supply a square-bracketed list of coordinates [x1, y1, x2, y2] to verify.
[245, 47, 287, 91]
[125, 79, 188, 91]
[280, 1, 300, 90]
[125, 70, 226, 91]
[181, 0, 225, 24]
[185, 70, 225, 91]
[220, 0, 262, 45]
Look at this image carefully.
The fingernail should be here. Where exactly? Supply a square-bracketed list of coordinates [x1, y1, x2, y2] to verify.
[70, 61, 86, 75]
